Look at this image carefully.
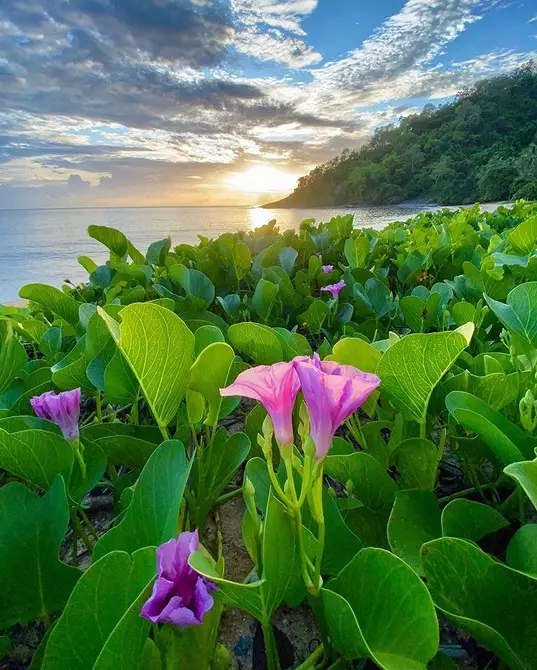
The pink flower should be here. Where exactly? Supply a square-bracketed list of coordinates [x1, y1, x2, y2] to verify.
[321, 279, 345, 299]
[30, 389, 81, 440]
[221, 362, 299, 447]
[141, 531, 217, 628]
[293, 354, 380, 459]
[321, 265, 334, 273]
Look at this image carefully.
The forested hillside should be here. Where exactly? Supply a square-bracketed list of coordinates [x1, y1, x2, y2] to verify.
[265, 64, 537, 208]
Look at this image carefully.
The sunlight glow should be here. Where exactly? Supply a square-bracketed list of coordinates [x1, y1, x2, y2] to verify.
[224, 165, 299, 194]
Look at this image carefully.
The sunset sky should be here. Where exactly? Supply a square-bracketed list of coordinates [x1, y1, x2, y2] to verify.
[1, 0, 536, 210]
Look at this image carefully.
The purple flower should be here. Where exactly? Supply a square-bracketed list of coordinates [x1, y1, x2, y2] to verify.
[30, 389, 81, 440]
[141, 531, 217, 628]
[220, 362, 300, 447]
[293, 354, 380, 460]
[321, 265, 334, 274]
[321, 279, 346, 300]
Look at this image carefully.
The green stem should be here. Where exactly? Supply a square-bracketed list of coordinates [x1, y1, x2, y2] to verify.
[159, 424, 171, 441]
[107, 464, 119, 488]
[312, 516, 325, 596]
[262, 621, 281, 670]
[284, 458, 314, 591]
[295, 644, 324, 670]
[72, 439, 86, 480]
[95, 391, 102, 423]
[295, 505, 314, 591]
[131, 395, 139, 425]
[79, 508, 98, 540]
[215, 488, 243, 505]
[438, 483, 497, 504]
[71, 530, 78, 566]
[71, 509, 93, 551]
[266, 461, 289, 505]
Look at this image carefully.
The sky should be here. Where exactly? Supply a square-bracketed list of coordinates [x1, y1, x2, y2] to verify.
[0, 0, 536, 210]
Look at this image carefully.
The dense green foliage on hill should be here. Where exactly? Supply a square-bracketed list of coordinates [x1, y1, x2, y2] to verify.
[265, 64, 537, 208]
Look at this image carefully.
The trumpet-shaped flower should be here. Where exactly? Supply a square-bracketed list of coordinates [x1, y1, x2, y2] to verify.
[30, 388, 81, 440]
[321, 279, 345, 299]
[293, 354, 380, 459]
[141, 531, 217, 628]
[321, 265, 334, 273]
[221, 362, 299, 447]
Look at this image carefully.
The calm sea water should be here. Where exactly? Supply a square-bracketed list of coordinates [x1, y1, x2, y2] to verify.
[0, 204, 435, 301]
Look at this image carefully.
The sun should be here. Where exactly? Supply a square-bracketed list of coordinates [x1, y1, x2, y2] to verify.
[224, 165, 299, 194]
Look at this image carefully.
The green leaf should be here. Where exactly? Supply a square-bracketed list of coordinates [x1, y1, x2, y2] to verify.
[189, 551, 264, 621]
[93, 440, 191, 560]
[344, 235, 369, 269]
[324, 452, 398, 512]
[0, 428, 73, 491]
[0, 320, 27, 392]
[192, 430, 250, 530]
[228, 322, 283, 365]
[504, 457, 537, 508]
[146, 238, 171, 266]
[441, 499, 509, 542]
[299, 299, 330, 334]
[88, 225, 128, 259]
[508, 214, 537, 255]
[507, 525, 537, 576]
[42, 548, 155, 670]
[319, 492, 363, 576]
[322, 547, 438, 667]
[328, 337, 381, 416]
[40, 326, 62, 360]
[189, 342, 235, 426]
[80, 424, 162, 469]
[19, 284, 80, 325]
[0, 476, 81, 628]
[422, 537, 537, 670]
[169, 265, 215, 311]
[194, 325, 225, 356]
[387, 490, 441, 574]
[391, 438, 441, 490]
[447, 391, 537, 464]
[260, 491, 304, 616]
[377, 328, 472, 425]
[252, 278, 279, 322]
[485, 283, 537, 357]
[98, 304, 194, 428]
[279, 247, 298, 275]
[273, 328, 312, 360]
[221, 241, 251, 282]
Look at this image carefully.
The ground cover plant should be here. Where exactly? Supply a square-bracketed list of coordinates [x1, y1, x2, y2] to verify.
[1, 201, 537, 669]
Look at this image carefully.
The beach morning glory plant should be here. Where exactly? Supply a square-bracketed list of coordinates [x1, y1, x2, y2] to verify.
[221, 353, 380, 595]
[321, 279, 346, 299]
[31, 388, 86, 476]
[141, 531, 217, 628]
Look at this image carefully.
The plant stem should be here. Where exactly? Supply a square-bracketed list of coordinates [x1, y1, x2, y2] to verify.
[262, 621, 281, 670]
[71, 531, 78, 566]
[295, 644, 324, 670]
[284, 458, 314, 591]
[294, 505, 314, 591]
[438, 483, 496, 504]
[71, 509, 93, 551]
[312, 516, 325, 596]
[159, 424, 171, 441]
[79, 508, 98, 540]
[215, 487, 243, 505]
[95, 391, 102, 422]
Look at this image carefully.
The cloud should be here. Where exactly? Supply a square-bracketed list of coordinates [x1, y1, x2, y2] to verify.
[0, 0, 534, 209]
[232, 0, 322, 67]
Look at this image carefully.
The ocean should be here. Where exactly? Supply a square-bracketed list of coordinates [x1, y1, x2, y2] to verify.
[0, 204, 437, 302]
